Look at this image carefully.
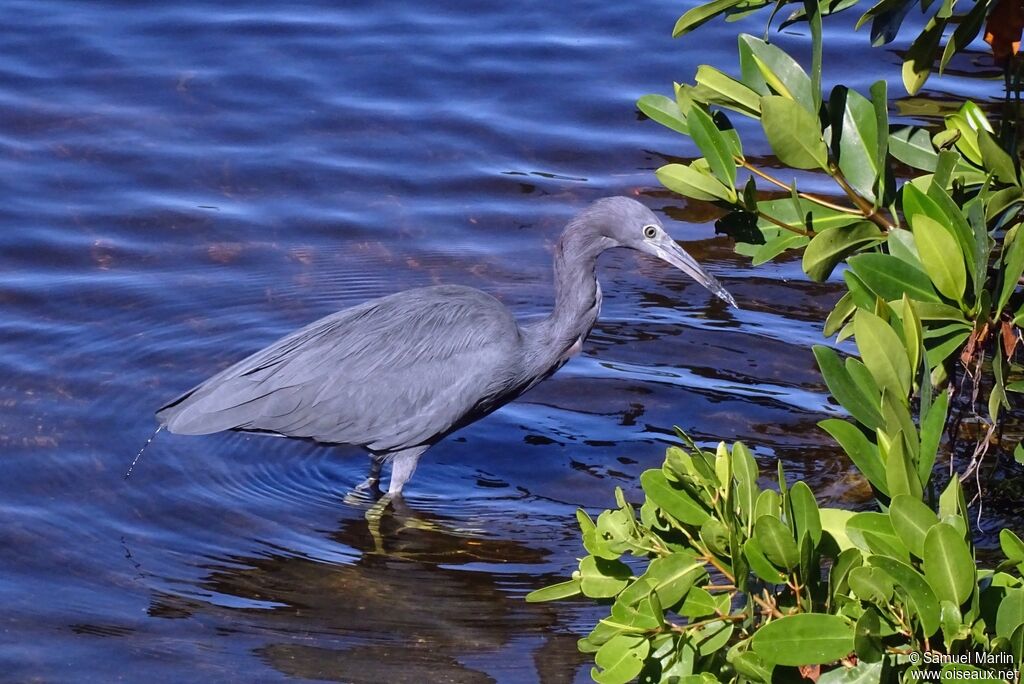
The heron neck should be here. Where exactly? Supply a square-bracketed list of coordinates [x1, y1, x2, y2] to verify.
[524, 223, 607, 355]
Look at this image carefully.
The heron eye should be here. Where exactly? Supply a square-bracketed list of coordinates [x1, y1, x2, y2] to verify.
[643, 225, 658, 239]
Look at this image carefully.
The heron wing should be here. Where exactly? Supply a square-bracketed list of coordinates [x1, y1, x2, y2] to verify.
[157, 285, 525, 451]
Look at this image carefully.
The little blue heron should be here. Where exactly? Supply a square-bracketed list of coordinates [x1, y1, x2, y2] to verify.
[156, 197, 735, 496]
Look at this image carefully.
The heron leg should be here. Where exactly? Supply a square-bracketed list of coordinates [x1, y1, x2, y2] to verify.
[387, 446, 427, 495]
[353, 456, 384, 494]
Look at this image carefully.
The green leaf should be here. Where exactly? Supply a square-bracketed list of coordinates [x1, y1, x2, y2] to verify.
[848, 565, 895, 604]
[689, 106, 738, 188]
[889, 494, 939, 559]
[637, 94, 690, 135]
[836, 88, 879, 201]
[901, 15, 946, 95]
[640, 469, 710, 526]
[820, 419, 887, 494]
[870, 555, 941, 636]
[939, 0, 987, 73]
[822, 509, 857, 552]
[847, 512, 910, 561]
[847, 253, 940, 302]
[580, 555, 631, 598]
[998, 224, 1024, 316]
[889, 126, 937, 171]
[593, 633, 649, 684]
[912, 214, 967, 302]
[979, 130, 1018, 185]
[854, 309, 911, 399]
[803, 221, 885, 281]
[761, 96, 828, 170]
[757, 197, 861, 232]
[813, 346, 885, 430]
[923, 522, 975, 606]
[681, 586, 717, 618]
[739, 35, 815, 114]
[996, 588, 1024, 640]
[732, 441, 758, 531]
[673, 0, 746, 36]
[744, 537, 788, 583]
[694, 65, 762, 117]
[751, 614, 855, 666]
[525, 578, 582, 602]
[884, 433, 922, 499]
[918, 389, 949, 485]
[789, 481, 822, 546]
[752, 233, 808, 265]
[1000, 529, 1024, 562]
[754, 514, 800, 570]
[643, 552, 707, 607]
[656, 163, 736, 203]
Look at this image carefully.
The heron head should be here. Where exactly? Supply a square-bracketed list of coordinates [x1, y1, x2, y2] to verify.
[589, 197, 737, 307]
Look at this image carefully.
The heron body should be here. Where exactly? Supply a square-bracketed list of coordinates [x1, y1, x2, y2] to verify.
[157, 197, 734, 495]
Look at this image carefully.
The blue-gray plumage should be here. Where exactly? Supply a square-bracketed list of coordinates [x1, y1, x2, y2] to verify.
[157, 197, 735, 496]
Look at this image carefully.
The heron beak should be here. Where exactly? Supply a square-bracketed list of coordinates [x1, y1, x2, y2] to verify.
[652, 237, 737, 308]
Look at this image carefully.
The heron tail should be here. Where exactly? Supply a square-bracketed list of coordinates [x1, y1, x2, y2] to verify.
[125, 425, 163, 479]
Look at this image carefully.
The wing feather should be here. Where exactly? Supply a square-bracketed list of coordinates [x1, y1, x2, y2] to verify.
[157, 285, 524, 451]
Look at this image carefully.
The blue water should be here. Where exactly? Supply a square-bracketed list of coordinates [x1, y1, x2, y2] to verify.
[0, 1, 1006, 681]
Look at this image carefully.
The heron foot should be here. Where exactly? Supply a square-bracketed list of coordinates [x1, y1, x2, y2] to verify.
[365, 492, 395, 552]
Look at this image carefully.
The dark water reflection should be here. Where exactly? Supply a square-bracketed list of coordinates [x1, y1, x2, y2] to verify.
[0, 0, 1014, 681]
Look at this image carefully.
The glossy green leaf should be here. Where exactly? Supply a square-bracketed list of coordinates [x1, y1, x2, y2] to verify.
[996, 588, 1024, 640]
[889, 494, 939, 559]
[979, 130, 1018, 186]
[1000, 529, 1024, 562]
[848, 565, 895, 604]
[847, 253, 940, 302]
[819, 419, 887, 494]
[694, 65, 762, 116]
[789, 481, 822, 546]
[656, 163, 736, 203]
[761, 95, 828, 170]
[813, 346, 885, 430]
[754, 514, 799, 570]
[836, 88, 879, 200]
[998, 224, 1024, 316]
[901, 15, 946, 95]
[642, 552, 706, 607]
[884, 433, 922, 499]
[752, 233, 808, 265]
[744, 537, 788, 583]
[854, 309, 911, 399]
[923, 522, 975, 606]
[739, 35, 815, 114]
[526, 578, 582, 602]
[732, 441, 758, 530]
[640, 469, 710, 526]
[580, 555, 631, 598]
[592, 633, 649, 684]
[680, 586, 717, 618]
[751, 614, 855, 666]
[848, 513, 909, 561]
[637, 94, 689, 135]
[912, 214, 967, 302]
[688, 106, 737, 187]
[672, 0, 745, 36]
[889, 126, 937, 171]
[939, 0, 987, 73]
[822, 509, 857, 552]
[870, 555, 940, 636]
[918, 389, 948, 485]
[803, 221, 884, 281]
